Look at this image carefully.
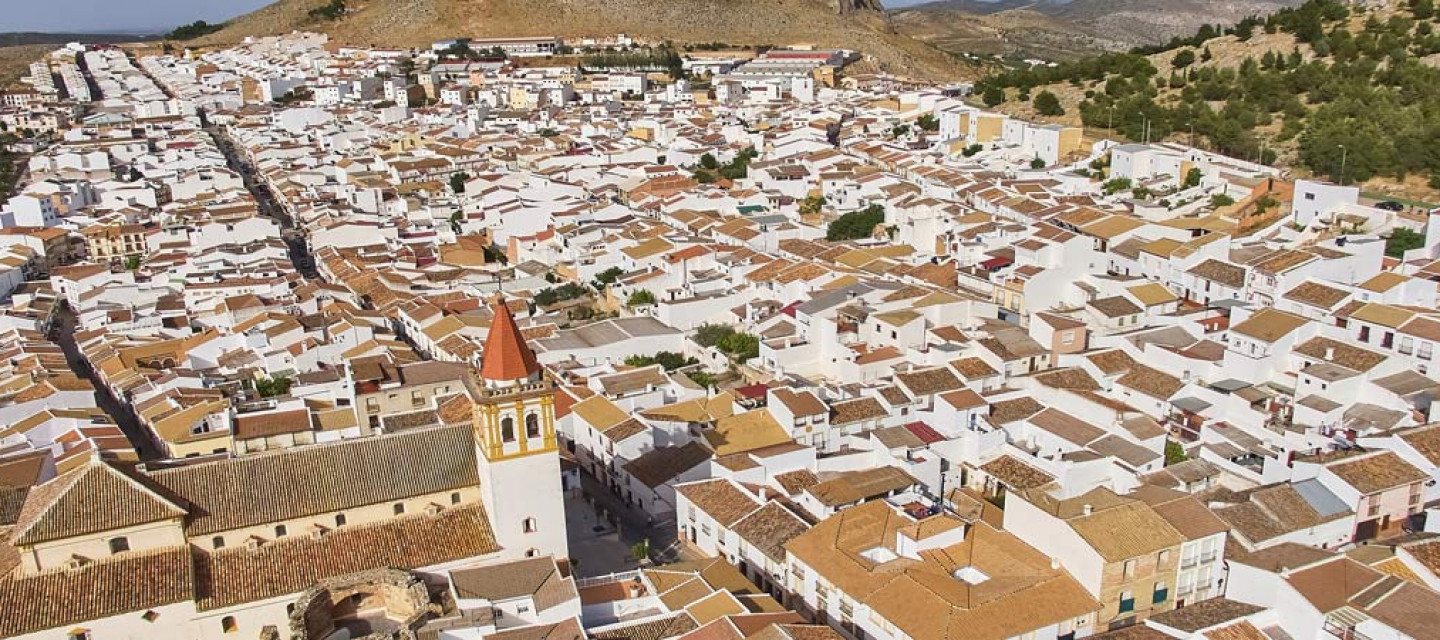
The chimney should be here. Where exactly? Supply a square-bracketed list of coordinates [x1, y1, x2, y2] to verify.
[1051, 557, 1061, 570]
[1325, 346, 1336, 361]
[1082, 504, 1093, 516]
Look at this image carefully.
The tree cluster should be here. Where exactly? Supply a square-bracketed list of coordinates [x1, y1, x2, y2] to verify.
[691, 147, 758, 183]
[534, 282, 589, 306]
[166, 20, 224, 41]
[693, 323, 760, 361]
[826, 204, 885, 241]
[308, 0, 347, 21]
[977, 0, 1440, 187]
[624, 352, 697, 371]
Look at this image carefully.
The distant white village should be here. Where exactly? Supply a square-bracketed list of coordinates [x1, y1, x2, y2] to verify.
[0, 30, 1437, 640]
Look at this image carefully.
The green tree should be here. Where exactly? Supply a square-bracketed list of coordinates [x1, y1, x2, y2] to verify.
[962, 144, 983, 157]
[1165, 440, 1188, 466]
[308, 0, 346, 21]
[982, 85, 1005, 107]
[800, 194, 827, 215]
[1033, 90, 1065, 116]
[1182, 167, 1203, 189]
[124, 255, 141, 271]
[449, 172, 469, 193]
[1386, 227, 1426, 257]
[1103, 177, 1133, 195]
[626, 289, 656, 308]
[592, 266, 624, 289]
[694, 323, 737, 348]
[698, 153, 719, 170]
[1030, 157, 1046, 169]
[534, 283, 589, 306]
[1210, 193, 1236, 208]
[916, 114, 940, 131]
[826, 204, 885, 241]
[717, 332, 760, 361]
[254, 376, 293, 398]
[1172, 49, 1197, 69]
[166, 20, 224, 41]
[624, 352, 697, 371]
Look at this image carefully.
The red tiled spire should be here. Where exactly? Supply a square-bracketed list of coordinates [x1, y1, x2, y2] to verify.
[480, 297, 541, 382]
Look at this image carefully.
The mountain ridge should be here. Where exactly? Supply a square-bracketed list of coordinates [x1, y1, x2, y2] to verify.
[892, 0, 1305, 59]
[199, 0, 976, 80]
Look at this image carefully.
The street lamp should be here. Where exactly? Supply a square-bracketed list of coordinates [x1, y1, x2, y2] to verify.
[1338, 144, 1347, 186]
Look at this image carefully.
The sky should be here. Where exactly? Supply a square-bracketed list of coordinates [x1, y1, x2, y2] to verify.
[6, 0, 274, 34]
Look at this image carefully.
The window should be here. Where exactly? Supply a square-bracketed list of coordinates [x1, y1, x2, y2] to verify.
[1368, 502, 1382, 518]
[212, 536, 225, 549]
[1122, 559, 1137, 578]
[451, 491, 461, 505]
[68, 632, 90, 640]
[526, 413, 541, 438]
[275, 525, 287, 538]
[1421, 342, 1434, 361]
[1158, 550, 1171, 565]
[523, 517, 538, 533]
[394, 502, 406, 515]
[1401, 336, 1415, 355]
[222, 616, 238, 633]
[1153, 581, 1168, 604]
[525, 548, 539, 558]
[1359, 326, 1371, 343]
[1305, 192, 1316, 200]
[336, 514, 347, 527]
[1119, 591, 1135, 614]
[501, 416, 516, 442]
[108, 536, 130, 554]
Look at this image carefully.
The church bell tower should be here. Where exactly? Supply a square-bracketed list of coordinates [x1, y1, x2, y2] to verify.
[471, 297, 568, 561]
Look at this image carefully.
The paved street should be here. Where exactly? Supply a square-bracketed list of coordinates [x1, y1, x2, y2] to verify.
[565, 468, 698, 577]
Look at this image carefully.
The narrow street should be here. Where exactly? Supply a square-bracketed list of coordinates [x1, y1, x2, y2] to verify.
[51, 304, 162, 460]
[203, 119, 319, 279]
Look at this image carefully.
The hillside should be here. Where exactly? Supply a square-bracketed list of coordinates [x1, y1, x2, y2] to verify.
[972, 0, 1440, 203]
[893, 0, 1303, 60]
[198, 0, 976, 80]
[0, 45, 50, 89]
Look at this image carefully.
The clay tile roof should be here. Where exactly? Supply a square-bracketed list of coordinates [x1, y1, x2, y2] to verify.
[676, 479, 761, 527]
[481, 297, 540, 382]
[12, 462, 186, 546]
[1283, 281, 1351, 309]
[1187, 259, 1247, 288]
[895, 367, 965, 397]
[193, 503, 498, 610]
[625, 442, 713, 488]
[1148, 598, 1265, 633]
[731, 502, 810, 562]
[979, 455, 1053, 490]
[148, 425, 478, 535]
[1326, 451, 1428, 495]
[451, 555, 566, 602]
[828, 397, 888, 425]
[0, 546, 194, 637]
[1294, 337, 1387, 373]
[1229, 309, 1310, 343]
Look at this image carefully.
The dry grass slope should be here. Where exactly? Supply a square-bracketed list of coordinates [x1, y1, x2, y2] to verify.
[202, 0, 979, 80]
[0, 45, 52, 90]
